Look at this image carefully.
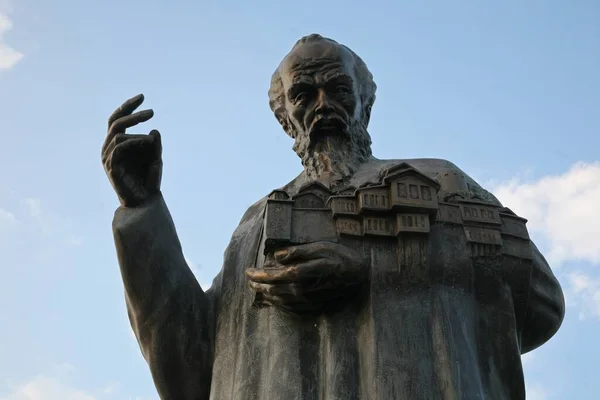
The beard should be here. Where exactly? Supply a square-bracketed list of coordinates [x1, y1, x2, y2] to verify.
[293, 117, 372, 183]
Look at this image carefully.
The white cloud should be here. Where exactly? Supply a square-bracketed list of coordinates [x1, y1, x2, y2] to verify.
[526, 383, 547, 400]
[24, 198, 42, 220]
[521, 352, 535, 365]
[1, 375, 94, 400]
[521, 355, 555, 400]
[0, 6, 23, 70]
[0, 207, 17, 225]
[564, 271, 600, 320]
[491, 162, 600, 266]
[102, 383, 119, 395]
[20, 197, 82, 246]
[67, 235, 84, 246]
[0, 192, 83, 268]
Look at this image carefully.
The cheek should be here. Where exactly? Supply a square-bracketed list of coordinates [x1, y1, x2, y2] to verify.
[353, 99, 362, 120]
[340, 95, 359, 119]
[289, 104, 308, 127]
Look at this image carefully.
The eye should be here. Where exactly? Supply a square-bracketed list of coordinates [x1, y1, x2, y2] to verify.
[293, 92, 309, 104]
[335, 85, 352, 95]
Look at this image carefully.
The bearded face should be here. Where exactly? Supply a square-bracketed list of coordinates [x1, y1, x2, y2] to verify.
[270, 36, 376, 181]
[280, 41, 361, 150]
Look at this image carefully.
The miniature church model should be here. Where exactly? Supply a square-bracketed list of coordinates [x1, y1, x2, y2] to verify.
[262, 163, 441, 255]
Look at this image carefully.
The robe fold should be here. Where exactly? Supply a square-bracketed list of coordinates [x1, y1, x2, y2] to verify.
[112, 158, 565, 400]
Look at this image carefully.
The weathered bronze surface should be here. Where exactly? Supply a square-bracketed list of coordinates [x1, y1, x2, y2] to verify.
[102, 34, 565, 399]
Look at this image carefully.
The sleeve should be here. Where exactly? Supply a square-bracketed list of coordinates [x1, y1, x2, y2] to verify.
[441, 160, 565, 353]
[520, 242, 565, 353]
[113, 192, 215, 399]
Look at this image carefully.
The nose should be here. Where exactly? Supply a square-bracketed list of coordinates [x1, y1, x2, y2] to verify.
[314, 89, 334, 115]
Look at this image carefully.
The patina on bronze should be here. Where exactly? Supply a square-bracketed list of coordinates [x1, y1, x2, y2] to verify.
[102, 34, 565, 399]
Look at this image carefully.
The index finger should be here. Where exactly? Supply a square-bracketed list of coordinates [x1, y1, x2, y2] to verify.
[102, 109, 154, 154]
[246, 258, 327, 283]
[274, 241, 342, 264]
[108, 93, 145, 128]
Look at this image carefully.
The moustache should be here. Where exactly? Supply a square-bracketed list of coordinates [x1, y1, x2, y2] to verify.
[308, 115, 348, 139]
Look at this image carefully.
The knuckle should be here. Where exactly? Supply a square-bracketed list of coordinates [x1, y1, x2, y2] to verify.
[112, 120, 124, 131]
[109, 117, 127, 132]
[265, 285, 278, 295]
[290, 284, 302, 297]
[286, 246, 297, 258]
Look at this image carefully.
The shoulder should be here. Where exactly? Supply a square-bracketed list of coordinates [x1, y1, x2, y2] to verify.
[376, 157, 503, 206]
[232, 197, 268, 239]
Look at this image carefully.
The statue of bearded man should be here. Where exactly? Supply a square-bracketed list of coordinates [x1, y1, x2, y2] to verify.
[101, 34, 565, 400]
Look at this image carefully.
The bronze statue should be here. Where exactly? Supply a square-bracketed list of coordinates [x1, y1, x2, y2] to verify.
[102, 34, 565, 399]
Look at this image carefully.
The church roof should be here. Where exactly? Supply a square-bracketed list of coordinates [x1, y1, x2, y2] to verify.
[295, 181, 332, 195]
[381, 162, 441, 189]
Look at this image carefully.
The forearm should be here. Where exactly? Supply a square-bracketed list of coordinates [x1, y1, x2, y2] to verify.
[127, 280, 213, 399]
[113, 192, 215, 398]
[112, 192, 200, 318]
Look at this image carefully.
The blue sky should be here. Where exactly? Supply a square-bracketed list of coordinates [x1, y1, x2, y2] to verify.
[0, 0, 598, 398]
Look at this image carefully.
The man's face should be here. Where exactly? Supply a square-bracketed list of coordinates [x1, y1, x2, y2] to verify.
[280, 41, 362, 144]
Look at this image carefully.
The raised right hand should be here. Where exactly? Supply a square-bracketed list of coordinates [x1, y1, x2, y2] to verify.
[101, 94, 163, 207]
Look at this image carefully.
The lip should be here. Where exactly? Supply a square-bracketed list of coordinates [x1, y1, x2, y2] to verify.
[309, 116, 346, 136]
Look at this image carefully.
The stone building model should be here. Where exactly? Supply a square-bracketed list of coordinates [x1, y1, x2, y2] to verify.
[262, 162, 532, 262]
[257, 162, 533, 308]
[262, 163, 441, 254]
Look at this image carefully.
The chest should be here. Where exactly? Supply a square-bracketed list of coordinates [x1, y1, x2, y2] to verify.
[258, 167, 533, 306]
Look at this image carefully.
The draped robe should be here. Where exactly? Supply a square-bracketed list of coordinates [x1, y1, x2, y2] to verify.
[112, 158, 565, 400]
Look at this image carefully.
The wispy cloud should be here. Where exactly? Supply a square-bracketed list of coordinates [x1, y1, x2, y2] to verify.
[491, 161, 600, 322]
[0, 191, 83, 268]
[1, 365, 128, 400]
[491, 162, 600, 266]
[521, 353, 554, 400]
[102, 382, 119, 395]
[23, 197, 50, 234]
[526, 383, 548, 400]
[24, 198, 42, 221]
[0, 1, 23, 70]
[21, 196, 83, 246]
[0, 207, 17, 225]
[521, 352, 535, 366]
[1, 375, 95, 400]
[564, 272, 600, 320]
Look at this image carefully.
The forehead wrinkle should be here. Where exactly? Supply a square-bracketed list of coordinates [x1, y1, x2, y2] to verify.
[322, 71, 354, 84]
[288, 57, 342, 73]
[288, 65, 353, 88]
[291, 75, 314, 86]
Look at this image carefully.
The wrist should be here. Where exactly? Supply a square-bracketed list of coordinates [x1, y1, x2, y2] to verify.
[120, 190, 162, 209]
